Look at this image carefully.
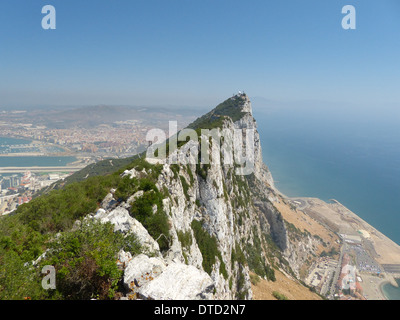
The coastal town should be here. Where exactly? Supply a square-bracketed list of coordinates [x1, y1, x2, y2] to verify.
[0, 115, 151, 159]
[0, 171, 73, 215]
[0, 105, 197, 159]
[293, 198, 400, 300]
[0, 105, 196, 216]
[304, 237, 388, 300]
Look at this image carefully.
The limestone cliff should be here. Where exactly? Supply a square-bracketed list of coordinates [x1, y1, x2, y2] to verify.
[89, 93, 325, 300]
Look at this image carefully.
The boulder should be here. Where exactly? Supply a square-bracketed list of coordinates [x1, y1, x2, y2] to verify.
[94, 206, 160, 255]
[101, 192, 118, 210]
[117, 249, 133, 269]
[123, 254, 166, 291]
[126, 190, 144, 206]
[138, 263, 214, 300]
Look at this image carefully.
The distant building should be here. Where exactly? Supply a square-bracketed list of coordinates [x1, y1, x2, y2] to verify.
[340, 234, 362, 244]
[49, 174, 60, 181]
[10, 175, 20, 188]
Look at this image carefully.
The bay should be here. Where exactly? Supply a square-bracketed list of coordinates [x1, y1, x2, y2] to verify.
[0, 156, 77, 168]
[0, 137, 77, 168]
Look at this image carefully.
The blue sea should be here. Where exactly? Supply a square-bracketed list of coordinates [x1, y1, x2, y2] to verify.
[0, 137, 31, 152]
[0, 156, 77, 168]
[253, 102, 400, 300]
[0, 137, 77, 169]
[252, 103, 400, 247]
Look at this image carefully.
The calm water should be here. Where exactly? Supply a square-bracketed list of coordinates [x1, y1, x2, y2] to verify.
[0, 137, 77, 168]
[382, 279, 400, 300]
[0, 156, 77, 167]
[0, 137, 31, 152]
[253, 105, 400, 246]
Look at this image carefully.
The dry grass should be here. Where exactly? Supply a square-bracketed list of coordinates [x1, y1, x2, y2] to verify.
[250, 270, 322, 300]
[274, 199, 340, 256]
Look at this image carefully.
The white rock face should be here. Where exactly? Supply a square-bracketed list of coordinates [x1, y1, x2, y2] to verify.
[101, 192, 117, 210]
[123, 168, 138, 179]
[127, 190, 144, 205]
[138, 263, 214, 300]
[123, 254, 166, 291]
[117, 249, 133, 269]
[93, 207, 161, 255]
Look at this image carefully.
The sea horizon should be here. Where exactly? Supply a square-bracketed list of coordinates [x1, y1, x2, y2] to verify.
[253, 105, 400, 247]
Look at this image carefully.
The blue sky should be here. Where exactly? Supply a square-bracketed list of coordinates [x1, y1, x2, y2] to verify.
[0, 0, 399, 110]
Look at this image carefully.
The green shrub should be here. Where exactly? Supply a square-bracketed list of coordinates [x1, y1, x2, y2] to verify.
[177, 230, 193, 249]
[196, 163, 210, 180]
[143, 211, 170, 252]
[170, 164, 180, 179]
[272, 291, 289, 300]
[186, 165, 194, 185]
[191, 220, 227, 279]
[236, 267, 247, 300]
[250, 273, 261, 285]
[179, 175, 190, 201]
[0, 248, 48, 300]
[114, 176, 138, 201]
[41, 220, 141, 300]
[129, 188, 171, 252]
[231, 242, 246, 269]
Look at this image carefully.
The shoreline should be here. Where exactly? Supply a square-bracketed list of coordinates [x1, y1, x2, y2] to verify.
[380, 280, 389, 300]
[0, 136, 74, 157]
[268, 176, 400, 300]
[380, 275, 400, 300]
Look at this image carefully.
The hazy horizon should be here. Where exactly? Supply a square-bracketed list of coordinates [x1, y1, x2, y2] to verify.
[1, 0, 399, 114]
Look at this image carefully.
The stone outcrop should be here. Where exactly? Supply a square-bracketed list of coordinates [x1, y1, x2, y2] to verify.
[123, 254, 167, 291]
[93, 206, 161, 256]
[137, 262, 214, 300]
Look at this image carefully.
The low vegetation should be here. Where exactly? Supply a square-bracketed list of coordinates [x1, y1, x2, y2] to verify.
[272, 291, 289, 300]
[187, 95, 247, 131]
[250, 273, 261, 285]
[0, 220, 141, 300]
[244, 228, 276, 282]
[0, 156, 170, 299]
[191, 220, 228, 280]
[177, 229, 193, 264]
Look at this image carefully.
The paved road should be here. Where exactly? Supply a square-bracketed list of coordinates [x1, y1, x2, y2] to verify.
[328, 244, 345, 299]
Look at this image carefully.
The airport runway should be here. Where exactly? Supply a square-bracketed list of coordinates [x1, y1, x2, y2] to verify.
[0, 166, 85, 173]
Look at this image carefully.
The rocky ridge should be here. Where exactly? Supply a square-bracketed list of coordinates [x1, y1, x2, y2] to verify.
[86, 93, 325, 300]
